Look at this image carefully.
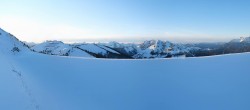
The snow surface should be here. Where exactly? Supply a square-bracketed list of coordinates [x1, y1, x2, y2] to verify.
[1, 50, 250, 110]
[0, 52, 33, 110]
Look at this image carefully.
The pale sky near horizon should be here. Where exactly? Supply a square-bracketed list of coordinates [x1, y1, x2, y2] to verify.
[0, 0, 250, 43]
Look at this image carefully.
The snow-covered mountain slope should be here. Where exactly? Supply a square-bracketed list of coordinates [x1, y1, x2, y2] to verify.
[22, 41, 37, 47]
[101, 42, 139, 56]
[0, 52, 34, 110]
[221, 37, 250, 54]
[133, 40, 193, 58]
[1, 50, 250, 110]
[1, 28, 250, 110]
[76, 44, 114, 55]
[241, 37, 250, 43]
[31, 40, 72, 55]
[0, 28, 30, 54]
[31, 41, 130, 58]
[0, 28, 37, 110]
[99, 40, 195, 59]
[230, 37, 250, 43]
[31, 41, 94, 58]
[74, 43, 131, 58]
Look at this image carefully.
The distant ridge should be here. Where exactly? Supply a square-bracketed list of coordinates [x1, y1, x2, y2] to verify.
[1, 27, 250, 58]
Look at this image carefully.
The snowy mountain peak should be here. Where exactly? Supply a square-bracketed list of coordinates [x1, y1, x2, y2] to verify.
[230, 37, 250, 43]
[131, 40, 190, 58]
[105, 41, 124, 48]
[31, 40, 72, 56]
[240, 37, 250, 43]
[0, 28, 29, 54]
[151, 40, 165, 53]
[139, 40, 156, 49]
[240, 37, 245, 42]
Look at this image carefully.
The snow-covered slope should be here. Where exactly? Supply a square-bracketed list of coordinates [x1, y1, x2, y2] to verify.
[0, 52, 34, 110]
[31, 40, 71, 55]
[0, 28, 30, 54]
[1, 28, 250, 110]
[31, 41, 94, 58]
[230, 37, 250, 43]
[133, 40, 192, 58]
[221, 37, 250, 54]
[76, 44, 112, 55]
[75, 43, 131, 58]
[100, 40, 194, 59]
[31, 41, 129, 58]
[0, 28, 37, 110]
[101, 42, 139, 56]
[2, 50, 250, 110]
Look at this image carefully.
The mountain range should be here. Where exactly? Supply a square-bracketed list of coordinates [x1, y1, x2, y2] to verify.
[1, 27, 250, 59]
[30, 37, 250, 59]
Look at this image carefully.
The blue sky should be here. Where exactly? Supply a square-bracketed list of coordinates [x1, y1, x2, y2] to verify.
[0, 0, 250, 42]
